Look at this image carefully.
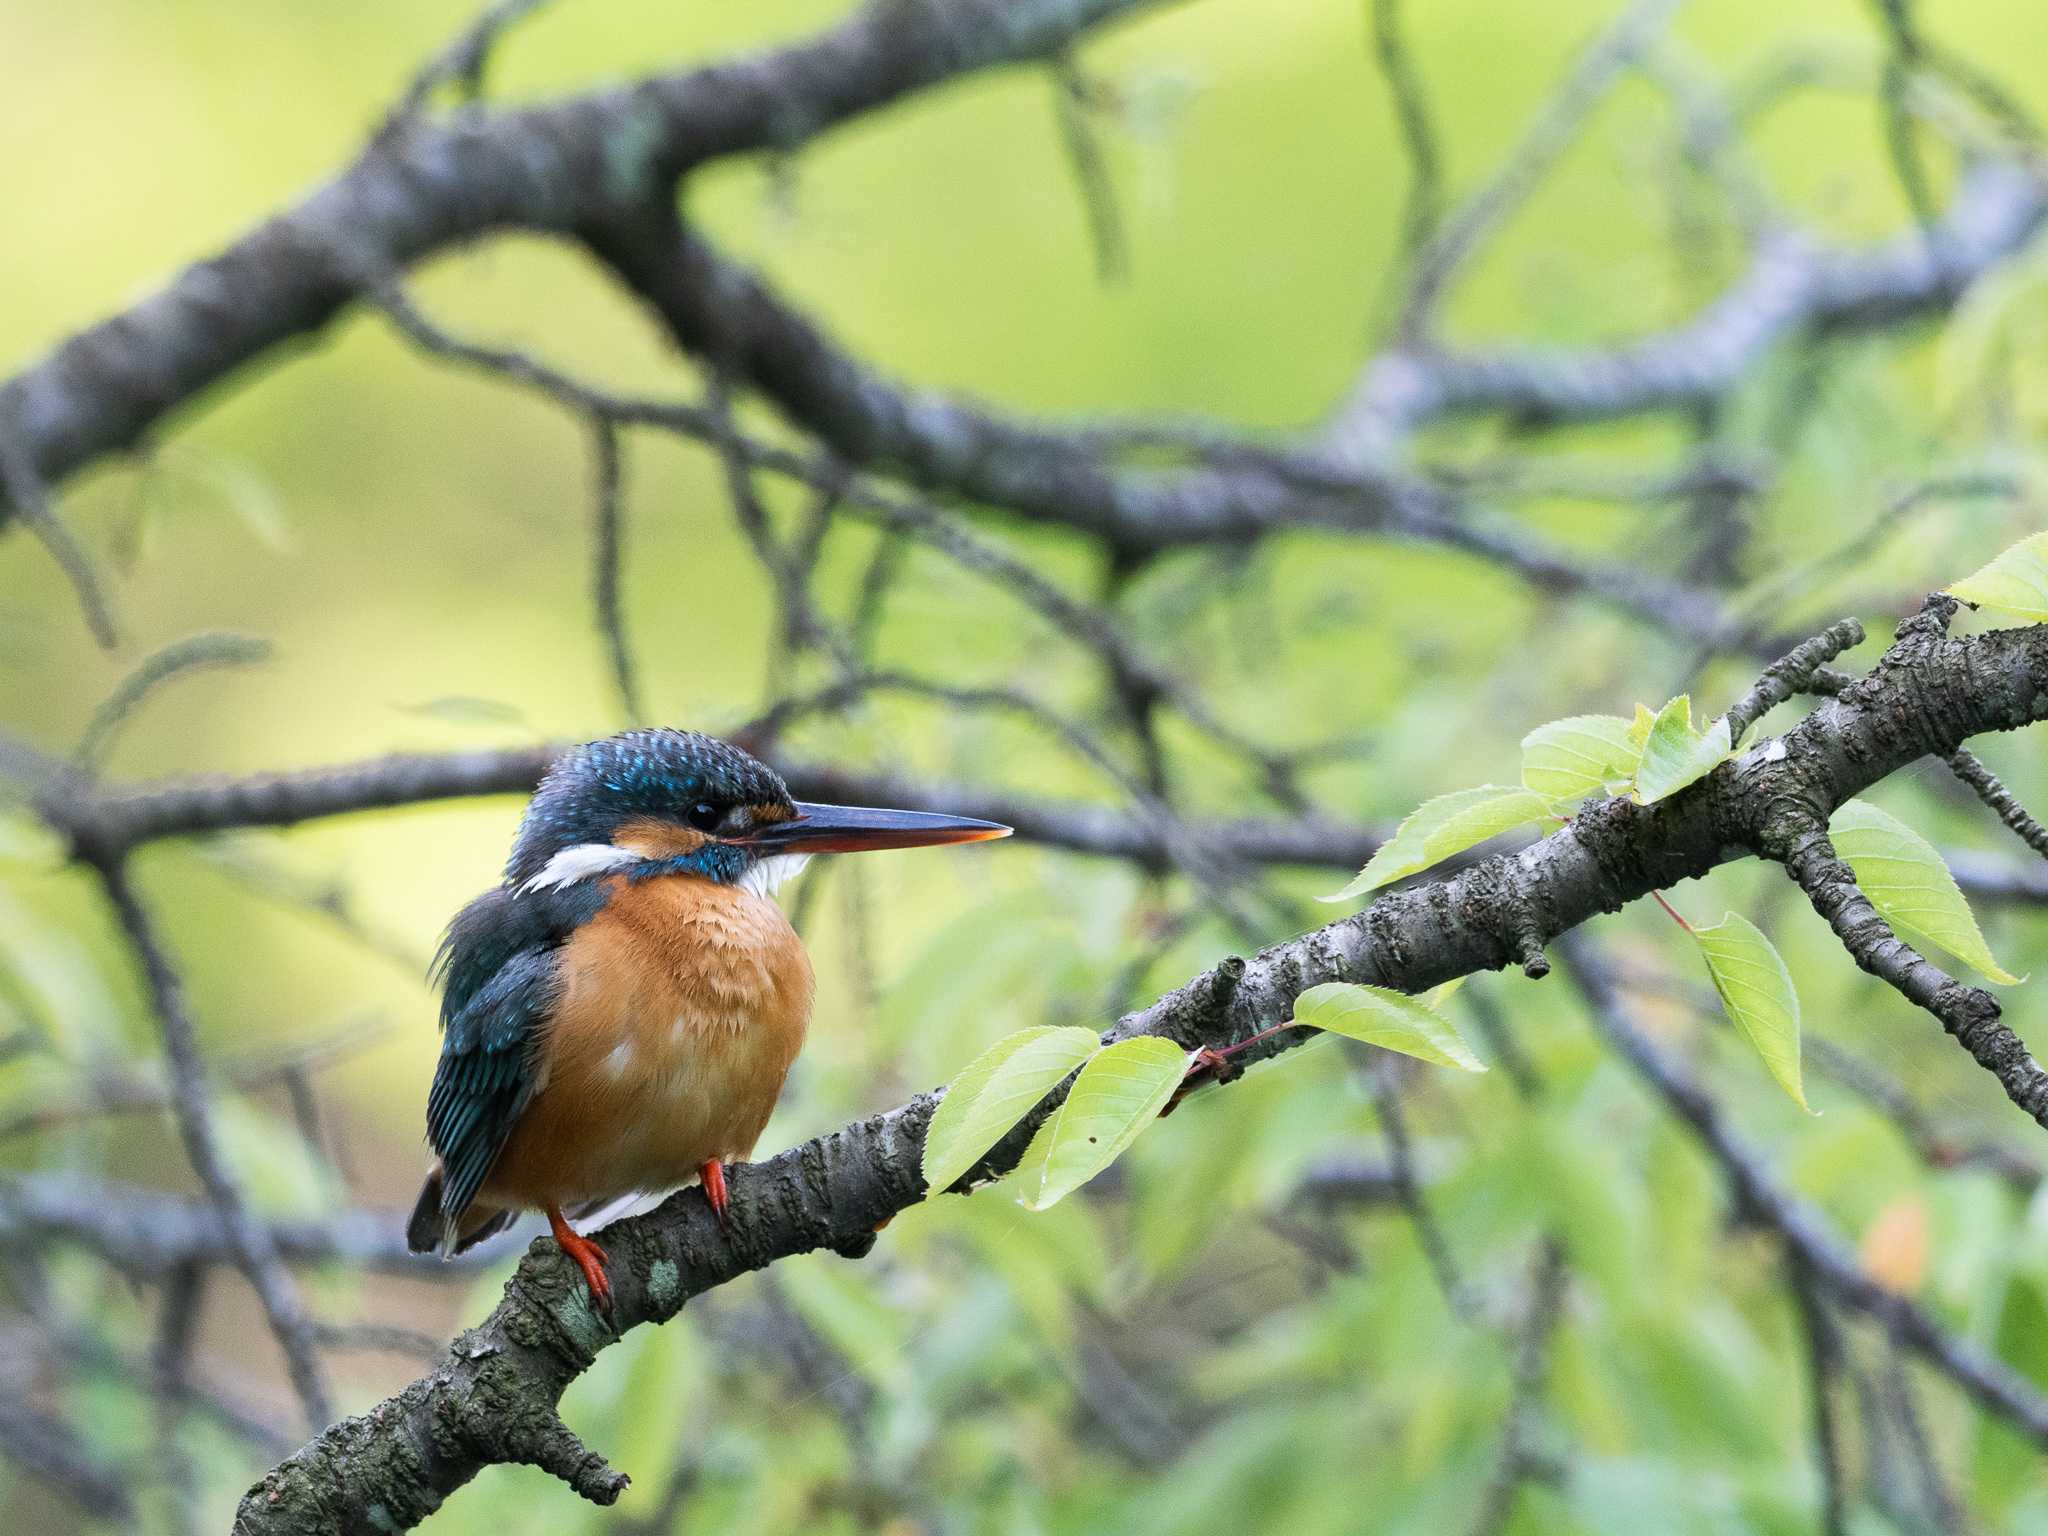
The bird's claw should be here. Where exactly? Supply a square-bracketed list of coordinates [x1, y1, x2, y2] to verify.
[700, 1158, 732, 1228]
[570, 1237, 614, 1313]
[547, 1206, 614, 1312]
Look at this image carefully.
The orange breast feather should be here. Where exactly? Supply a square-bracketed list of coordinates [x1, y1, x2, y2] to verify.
[481, 876, 814, 1210]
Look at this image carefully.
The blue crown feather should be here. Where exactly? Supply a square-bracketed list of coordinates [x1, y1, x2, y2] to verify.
[503, 728, 792, 886]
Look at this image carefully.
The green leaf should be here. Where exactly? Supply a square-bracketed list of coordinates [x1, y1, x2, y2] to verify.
[1627, 702, 1657, 749]
[1689, 913, 1808, 1111]
[1290, 981, 1488, 1072]
[1830, 799, 2022, 984]
[0, 886, 125, 1059]
[201, 455, 294, 553]
[1323, 785, 1551, 900]
[395, 695, 531, 729]
[1014, 1036, 1190, 1210]
[1422, 973, 1466, 1010]
[1520, 714, 1642, 803]
[1948, 530, 2048, 621]
[923, 1025, 1103, 1195]
[1633, 695, 1732, 804]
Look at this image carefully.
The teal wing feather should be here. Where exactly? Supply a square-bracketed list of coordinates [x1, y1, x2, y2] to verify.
[419, 882, 608, 1233]
[424, 945, 559, 1228]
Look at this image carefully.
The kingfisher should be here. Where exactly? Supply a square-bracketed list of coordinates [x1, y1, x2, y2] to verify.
[405, 727, 1009, 1307]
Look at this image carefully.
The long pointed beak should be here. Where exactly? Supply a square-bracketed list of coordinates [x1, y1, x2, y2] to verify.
[743, 802, 1012, 854]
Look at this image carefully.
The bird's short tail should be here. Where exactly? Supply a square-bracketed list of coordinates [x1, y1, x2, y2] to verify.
[406, 1167, 514, 1257]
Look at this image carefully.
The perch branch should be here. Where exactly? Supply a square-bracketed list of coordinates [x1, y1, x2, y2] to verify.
[231, 610, 2048, 1530]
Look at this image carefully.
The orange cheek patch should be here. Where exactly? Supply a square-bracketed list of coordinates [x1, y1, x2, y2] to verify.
[612, 816, 710, 860]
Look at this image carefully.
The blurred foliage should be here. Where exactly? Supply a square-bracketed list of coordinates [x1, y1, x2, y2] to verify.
[3, 0, 2048, 1532]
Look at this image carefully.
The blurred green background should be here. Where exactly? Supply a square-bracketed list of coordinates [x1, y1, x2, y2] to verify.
[5, 0, 2048, 1531]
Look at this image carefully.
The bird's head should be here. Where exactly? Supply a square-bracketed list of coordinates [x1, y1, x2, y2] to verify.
[506, 728, 1009, 898]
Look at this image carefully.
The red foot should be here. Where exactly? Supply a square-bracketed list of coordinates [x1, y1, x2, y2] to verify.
[547, 1204, 613, 1311]
[699, 1159, 730, 1226]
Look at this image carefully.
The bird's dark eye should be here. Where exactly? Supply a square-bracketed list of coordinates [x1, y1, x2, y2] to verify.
[686, 801, 721, 832]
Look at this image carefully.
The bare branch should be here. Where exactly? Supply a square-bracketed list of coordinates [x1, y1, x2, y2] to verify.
[1882, 1349, 1964, 1533]
[12, 729, 2048, 917]
[590, 207, 1738, 625]
[0, 0, 1174, 523]
[1872, 0, 1941, 231]
[1723, 617, 1865, 743]
[1805, 1036, 2039, 1190]
[0, 1017, 389, 1143]
[1757, 606, 2048, 1122]
[0, 1171, 501, 1279]
[1394, 0, 1688, 341]
[88, 861, 334, 1429]
[1781, 818, 2048, 1126]
[1463, 1239, 1567, 1536]
[1367, 1059, 1473, 1317]
[1326, 160, 2046, 466]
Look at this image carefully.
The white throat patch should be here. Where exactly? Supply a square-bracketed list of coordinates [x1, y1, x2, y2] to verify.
[738, 853, 812, 900]
[518, 842, 813, 900]
[520, 842, 638, 893]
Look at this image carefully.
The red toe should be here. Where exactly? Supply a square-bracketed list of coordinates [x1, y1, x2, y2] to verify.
[700, 1159, 730, 1226]
[547, 1205, 614, 1310]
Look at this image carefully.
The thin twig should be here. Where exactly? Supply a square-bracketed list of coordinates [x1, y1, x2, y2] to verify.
[1722, 617, 1865, 743]
[0, 1170, 504, 1277]
[0, 421, 117, 647]
[1394, 0, 1689, 340]
[1369, 0, 1443, 261]
[1368, 1060, 1473, 1318]
[1463, 1238, 1567, 1536]
[73, 630, 270, 776]
[1883, 1348, 1963, 1533]
[1788, 1253, 1851, 1536]
[1051, 54, 1129, 283]
[386, 0, 586, 128]
[587, 416, 643, 723]
[1944, 746, 2048, 863]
